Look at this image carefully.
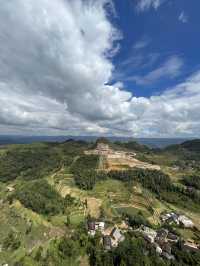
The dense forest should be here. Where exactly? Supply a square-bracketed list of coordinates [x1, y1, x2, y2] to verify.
[0, 140, 88, 182]
[0, 144, 62, 181]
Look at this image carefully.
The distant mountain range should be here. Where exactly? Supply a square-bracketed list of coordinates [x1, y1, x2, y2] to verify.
[0, 135, 194, 148]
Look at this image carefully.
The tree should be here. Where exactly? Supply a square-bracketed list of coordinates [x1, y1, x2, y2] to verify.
[58, 238, 78, 258]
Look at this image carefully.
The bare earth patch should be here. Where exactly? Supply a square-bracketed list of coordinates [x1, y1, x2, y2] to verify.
[107, 157, 160, 171]
[86, 197, 102, 218]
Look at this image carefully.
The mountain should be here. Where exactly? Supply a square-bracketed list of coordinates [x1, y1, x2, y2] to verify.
[164, 139, 200, 154]
[0, 135, 191, 148]
[114, 140, 151, 153]
[181, 139, 200, 153]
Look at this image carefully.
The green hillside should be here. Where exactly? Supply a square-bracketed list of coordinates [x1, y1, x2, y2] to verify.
[0, 139, 200, 266]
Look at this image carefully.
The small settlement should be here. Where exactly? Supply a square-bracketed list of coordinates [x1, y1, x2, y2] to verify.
[137, 226, 177, 260]
[87, 220, 125, 250]
[160, 212, 194, 228]
[87, 210, 200, 260]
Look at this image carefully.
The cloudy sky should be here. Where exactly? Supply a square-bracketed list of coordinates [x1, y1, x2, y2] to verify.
[0, 0, 200, 137]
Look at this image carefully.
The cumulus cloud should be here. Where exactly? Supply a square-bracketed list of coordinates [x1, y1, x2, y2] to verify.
[127, 71, 200, 137]
[131, 56, 184, 85]
[136, 0, 165, 12]
[0, 0, 126, 133]
[0, 0, 199, 138]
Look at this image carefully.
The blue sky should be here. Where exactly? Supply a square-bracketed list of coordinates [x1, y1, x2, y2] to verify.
[110, 0, 200, 97]
[0, 0, 200, 137]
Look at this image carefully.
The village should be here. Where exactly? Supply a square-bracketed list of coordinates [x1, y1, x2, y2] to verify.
[87, 210, 200, 261]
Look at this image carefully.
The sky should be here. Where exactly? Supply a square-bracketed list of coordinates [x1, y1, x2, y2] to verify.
[0, 0, 200, 138]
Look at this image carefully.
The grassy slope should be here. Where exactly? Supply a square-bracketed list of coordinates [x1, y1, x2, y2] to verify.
[1, 139, 200, 265]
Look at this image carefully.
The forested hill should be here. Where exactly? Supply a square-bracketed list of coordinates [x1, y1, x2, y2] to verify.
[181, 139, 200, 153]
[114, 140, 151, 153]
[0, 140, 89, 182]
[1, 137, 200, 184]
[163, 139, 200, 154]
[1, 138, 200, 265]
[0, 135, 191, 148]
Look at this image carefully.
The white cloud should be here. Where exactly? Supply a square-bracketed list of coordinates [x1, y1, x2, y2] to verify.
[133, 37, 150, 49]
[0, 0, 123, 130]
[0, 0, 199, 138]
[179, 11, 189, 23]
[131, 55, 184, 85]
[136, 0, 165, 12]
[129, 71, 200, 137]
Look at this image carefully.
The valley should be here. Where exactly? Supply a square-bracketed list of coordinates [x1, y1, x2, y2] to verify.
[0, 138, 200, 265]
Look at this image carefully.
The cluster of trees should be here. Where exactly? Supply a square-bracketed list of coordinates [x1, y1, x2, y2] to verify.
[115, 140, 151, 153]
[182, 175, 200, 190]
[124, 211, 151, 229]
[108, 169, 172, 193]
[88, 232, 200, 266]
[108, 169, 200, 212]
[13, 221, 200, 266]
[60, 139, 88, 157]
[0, 144, 62, 182]
[0, 140, 90, 183]
[71, 155, 108, 190]
[10, 179, 64, 215]
[73, 169, 97, 190]
[3, 231, 21, 251]
[88, 233, 166, 266]
[14, 225, 87, 266]
[73, 170, 107, 190]
[172, 243, 200, 265]
[71, 154, 99, 173]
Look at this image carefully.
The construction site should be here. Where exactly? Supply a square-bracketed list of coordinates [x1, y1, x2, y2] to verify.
[85, 142, 161, 171]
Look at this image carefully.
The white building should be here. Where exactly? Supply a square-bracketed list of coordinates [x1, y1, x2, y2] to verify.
[178, 215, 194, 228]
[110, 227, 125, 247]
[155, 245, 162, 255]
[138, 225, 157, 243]
[95, 221, 105, 231]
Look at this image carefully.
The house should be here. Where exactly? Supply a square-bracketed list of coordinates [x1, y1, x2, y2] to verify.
[160, 212, 194, 228]
[87, 220, 105, 236]
[167, 232, 179, 243]
[160, 213, 171, 223]
[161, 242, 172, 254]
[155, 228, 168, 242]
[95, 221, 105, 231]
[138, 226, 157, 243]
[87, 221, 96, 236]
[110, 227, 125, 247]
[152, 243, 162, 255]
[182, 241, 200, 252]
[178, 215, 194, 228]
[171, 213, 178, 222]
[167, 233, 179, 243]
[103, 235, 112, 250]
[163, 212, 179, 224]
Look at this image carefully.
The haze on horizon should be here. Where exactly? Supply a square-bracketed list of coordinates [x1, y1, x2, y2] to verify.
[0, 0, 200, 138]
